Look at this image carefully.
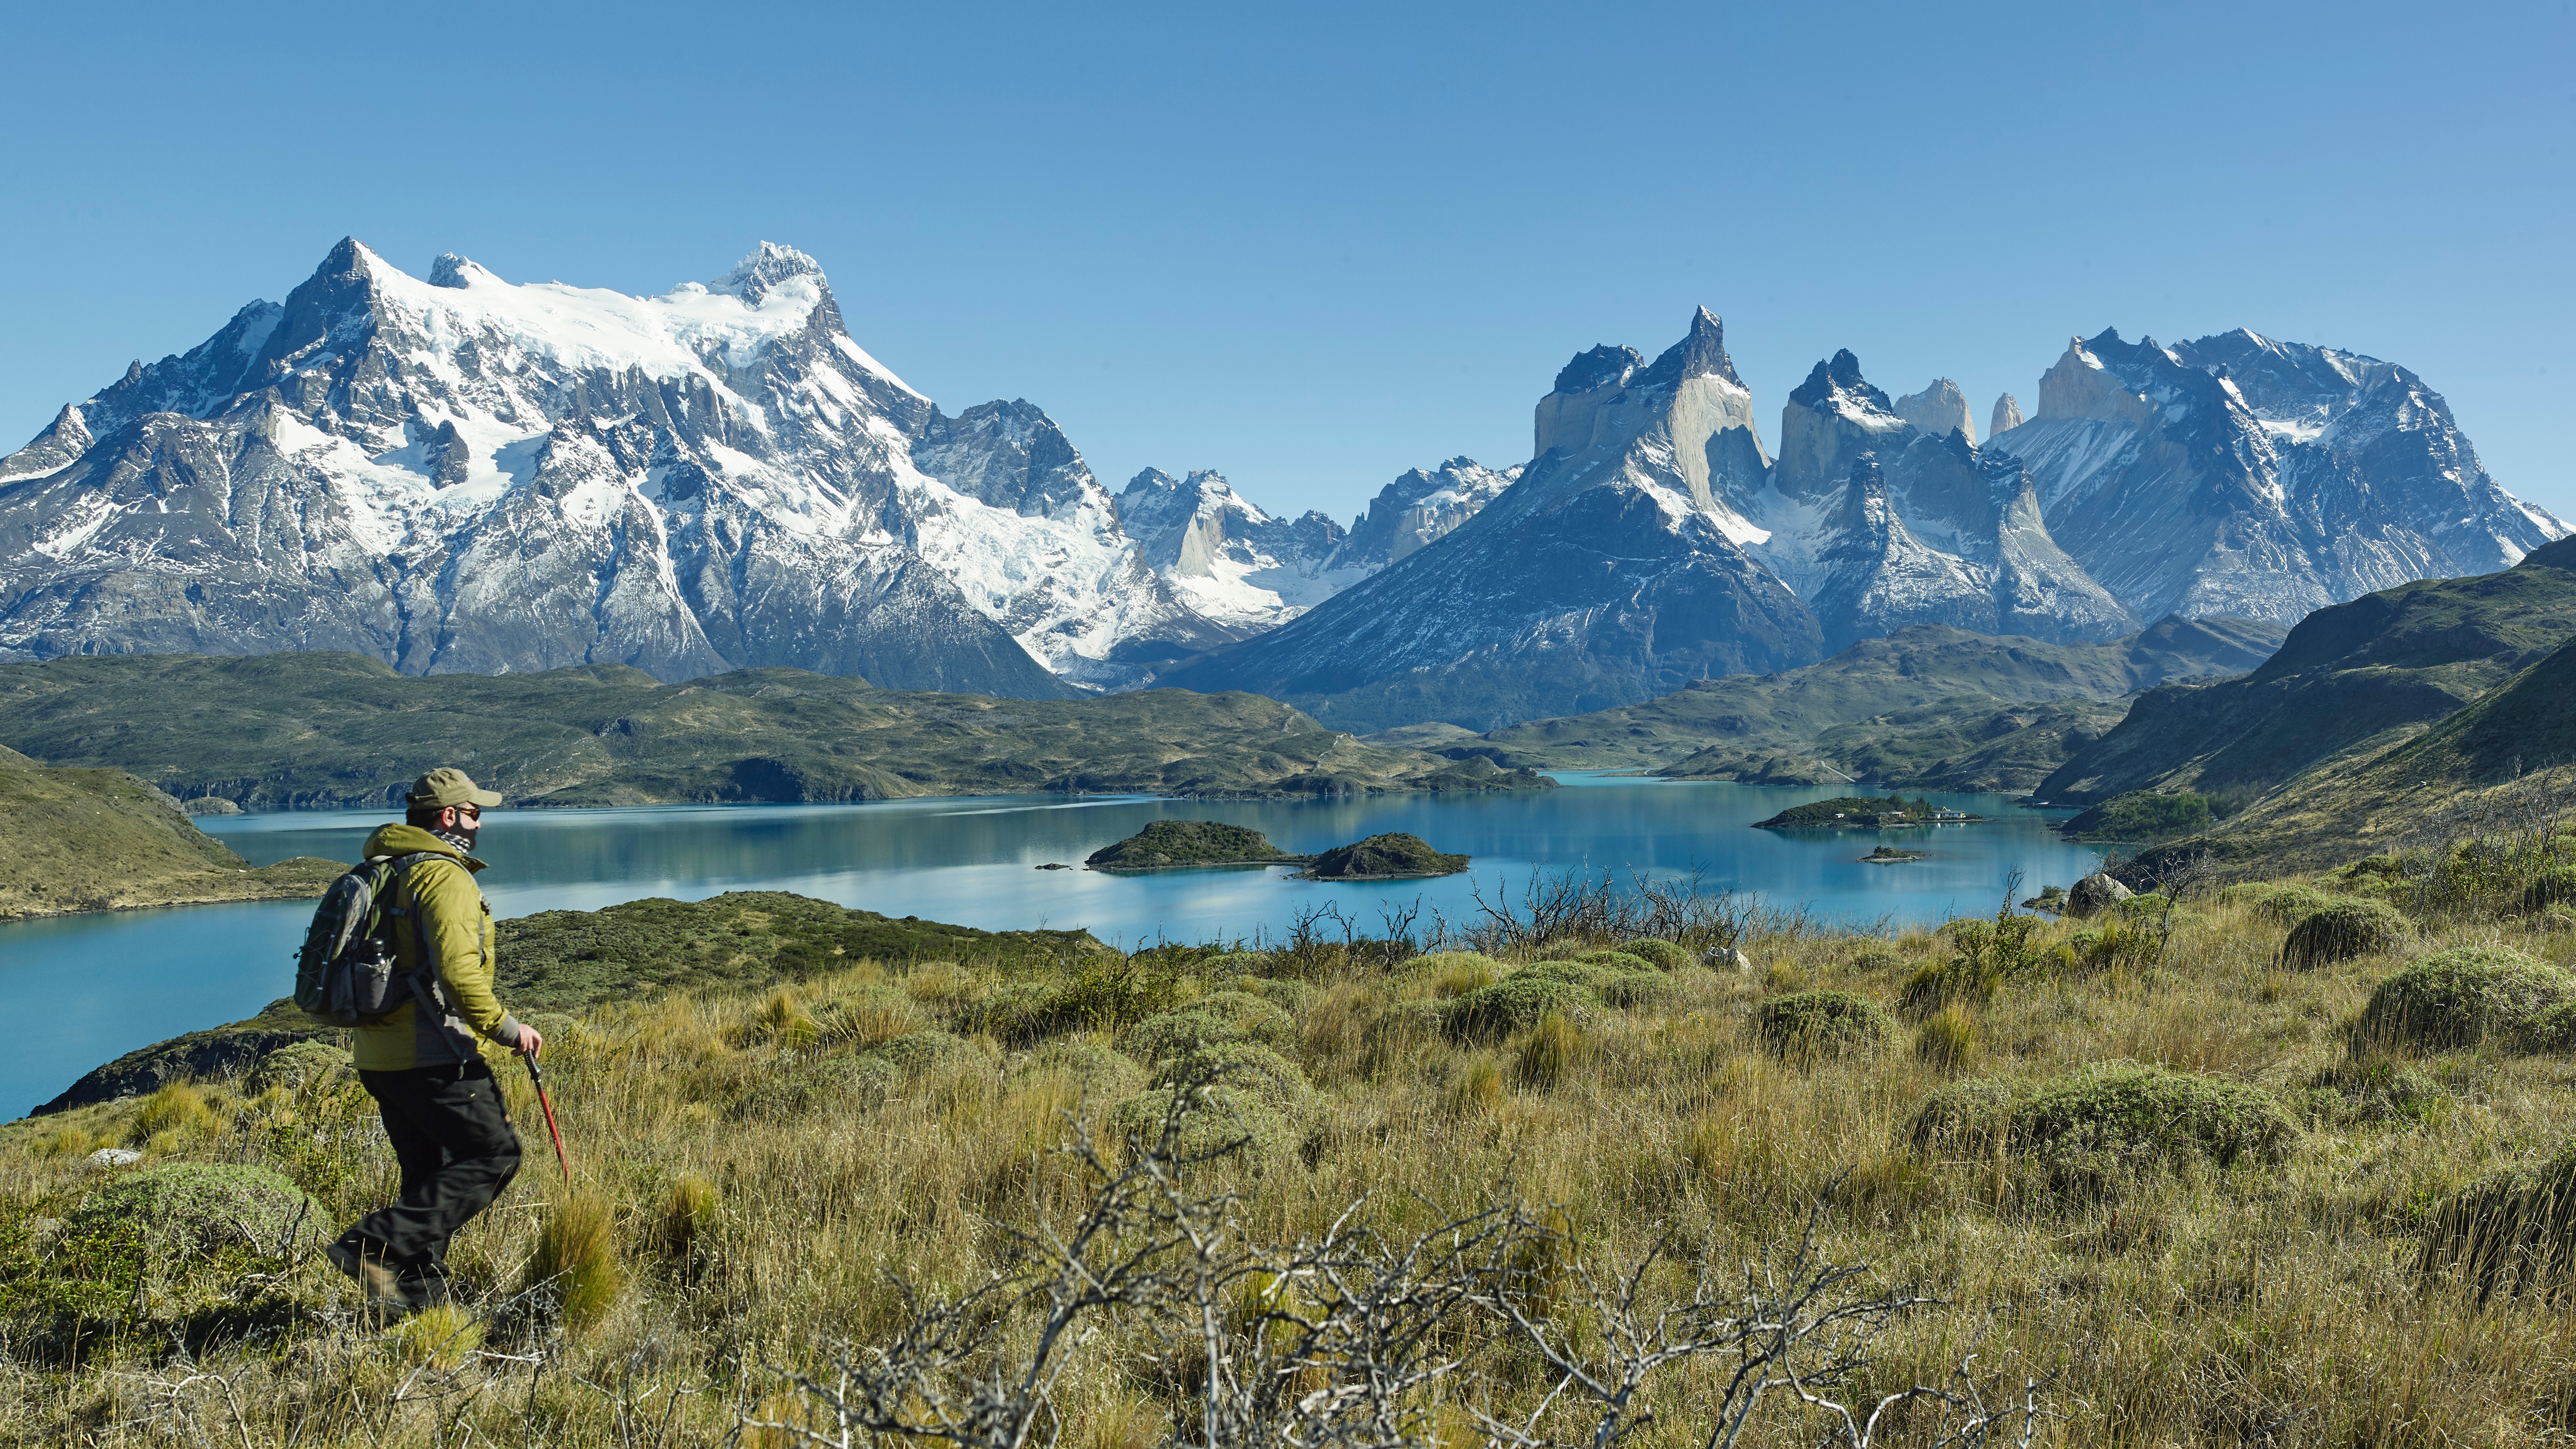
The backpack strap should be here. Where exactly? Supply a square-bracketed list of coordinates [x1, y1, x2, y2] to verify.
[381, 852, 463, 1016]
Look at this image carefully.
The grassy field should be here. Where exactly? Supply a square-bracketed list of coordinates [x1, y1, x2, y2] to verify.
[7, 829, 2576, 1446]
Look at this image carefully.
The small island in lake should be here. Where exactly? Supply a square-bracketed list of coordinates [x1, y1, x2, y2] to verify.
[1296, 832, 1471, 880]
[1084, 821, 1311, 871]
[1752, 795, 1983, 830]
[1858, 845, 1924, 864]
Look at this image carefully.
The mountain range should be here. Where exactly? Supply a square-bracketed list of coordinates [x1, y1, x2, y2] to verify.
[1166, 315, 2561, 730]
[0, 241, 1446, 697]
[1, 241, 2556, 728]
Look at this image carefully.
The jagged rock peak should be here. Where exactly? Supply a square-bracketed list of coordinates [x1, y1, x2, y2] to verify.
[1837, 452, 1893, 527]
[711, 242, 827, 304]
[1893, 378, 1975, 444]
[1789, 349, 1895, 415]
[1989, 392, 2024, 438]
[1552, 345, 1643, 395]
[1635, 306, 1745, 389]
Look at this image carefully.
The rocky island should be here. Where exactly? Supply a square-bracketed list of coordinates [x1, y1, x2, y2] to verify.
[1752, 795, 1983, 830]
[1083, 821, 1310, 871]
[1295, 832, 1471, 880]
[1858, 845, 1925, 864]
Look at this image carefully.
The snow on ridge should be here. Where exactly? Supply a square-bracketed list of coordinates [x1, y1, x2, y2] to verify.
[357, 240, 844, 394]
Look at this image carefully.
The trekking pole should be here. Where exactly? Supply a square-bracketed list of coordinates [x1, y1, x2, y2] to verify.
[523, 1051, 571, 1184]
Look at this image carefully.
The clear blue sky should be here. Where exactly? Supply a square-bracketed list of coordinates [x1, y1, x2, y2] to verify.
[3, 1, 2569, 527]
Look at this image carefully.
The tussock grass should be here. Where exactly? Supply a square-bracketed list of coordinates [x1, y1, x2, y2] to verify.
[7, 868, 2576, 1443]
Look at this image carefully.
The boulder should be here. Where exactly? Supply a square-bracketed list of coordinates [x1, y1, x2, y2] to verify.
[2065, 873, 2133, 919]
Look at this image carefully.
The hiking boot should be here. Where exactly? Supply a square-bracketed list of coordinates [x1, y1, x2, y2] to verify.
[325, 1235, 412, 1319]
[398, 1267, 452, 1310]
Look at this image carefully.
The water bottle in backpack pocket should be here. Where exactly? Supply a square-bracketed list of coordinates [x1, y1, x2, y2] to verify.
[294, 853, 443, 1027]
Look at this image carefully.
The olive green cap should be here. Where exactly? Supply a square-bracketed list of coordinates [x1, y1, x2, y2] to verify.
[405, 767, 504, 809]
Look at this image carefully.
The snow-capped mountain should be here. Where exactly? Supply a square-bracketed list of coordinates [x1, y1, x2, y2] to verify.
[1743, 348, 2130, 647]
[1113, 468, 1357, 636]
[1327, 458, 1521, 572]
[0, 240, 1485, 693]
[1159, 309, 1824, 731]
[1162, 311, 2560, 731]
[1984, 328, 2561, 623]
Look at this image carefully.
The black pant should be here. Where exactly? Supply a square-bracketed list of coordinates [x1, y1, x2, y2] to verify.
[349, 1060, 523, 1286]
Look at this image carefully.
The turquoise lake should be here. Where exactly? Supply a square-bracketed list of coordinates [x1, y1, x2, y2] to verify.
[0, 774, 2105, 1117]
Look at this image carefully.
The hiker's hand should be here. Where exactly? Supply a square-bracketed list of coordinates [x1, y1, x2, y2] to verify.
[517, 1025, 543, 1057]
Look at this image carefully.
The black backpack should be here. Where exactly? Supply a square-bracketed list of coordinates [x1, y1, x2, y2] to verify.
[293, 853, 449, 1027]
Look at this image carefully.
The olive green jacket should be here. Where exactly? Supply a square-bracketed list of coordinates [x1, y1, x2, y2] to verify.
[346, 824, 526, 1071]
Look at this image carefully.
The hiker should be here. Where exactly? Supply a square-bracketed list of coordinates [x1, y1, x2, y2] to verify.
[323, 767, 542, 1315]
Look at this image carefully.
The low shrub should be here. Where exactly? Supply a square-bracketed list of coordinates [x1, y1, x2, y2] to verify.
[1234, 977, 1317, 1012]
[1617, 938, 1695, 971]
[1753, 991, 1892, 1060]
[2359, 946, 2576, 1051]
[2324, 853, 2408, 897]
[2011, 1066, 2296, 1191]
[2421, 1139, 2576, 1300]
[1151, 1042, 1311, 1111]
[1112, 1084, 1282, 1156]
[995, 961, 1186, 1045]
[1375, 998, 1453, 1046]
[871, 1029, 986, 1075]
[2065, 922, 2160, 975]
[1515, 960, 1614, 990]
[68, 1163, 323, 1260]
[248, 1040, 350, 1095]
[1593, 971, 1678, 1010]
[1574, 951, 1656, 976]
[1906, 909, 2056, 1016]
[730, 1054, 900, 1121]
[1903, 1077, 2029, 1156]
[1398, 952, 1504, 1001]
[1012, 1040, 1146, 1097]
[1117, 993, 1297, 1062]
[2222, 883, 2337, 925]
[1900, 956, 1998, 1017]
[2279, 899, 2411, 969]
[1445, 975, 1597, 1044]
[2521, 865, 2576, 915]
[2306, 1056, 2446, 1127]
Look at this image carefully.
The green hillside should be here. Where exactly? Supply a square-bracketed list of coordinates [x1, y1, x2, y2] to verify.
[2148, 630, 2576, 872]
[2039, 539, 2576, 808]
[0, 744, 341, 920]
[1659, 697, 2131, 790]
[1443, 618, 2281, 778]
[0, 653, 1550, 809]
